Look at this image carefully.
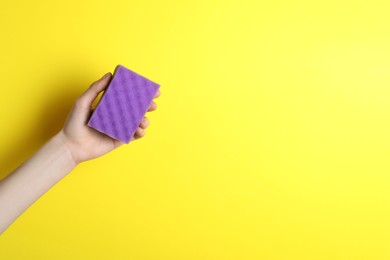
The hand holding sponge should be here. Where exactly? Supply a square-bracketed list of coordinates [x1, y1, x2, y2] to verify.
[87, 65, 160, 144]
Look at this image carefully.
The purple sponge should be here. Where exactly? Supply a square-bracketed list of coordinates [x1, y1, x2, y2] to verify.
[87, 65, 160, 144]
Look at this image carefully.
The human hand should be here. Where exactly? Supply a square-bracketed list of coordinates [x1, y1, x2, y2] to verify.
[57, 72, 160, 165]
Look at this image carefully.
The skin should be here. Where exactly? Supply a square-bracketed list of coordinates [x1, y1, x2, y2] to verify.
[0, 72, 160, 234]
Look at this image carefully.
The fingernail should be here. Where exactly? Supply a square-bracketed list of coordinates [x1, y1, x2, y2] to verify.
[102, 72, 110, 79]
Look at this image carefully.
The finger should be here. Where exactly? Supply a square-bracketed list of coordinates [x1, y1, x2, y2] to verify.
[134, 127, 146, 139]
[147, 102, 157, 112]
[113, 139, 124, 148]
[154, 90, 161, 99]
[139, 117, 149, 129]
[76, 72, 112, 110]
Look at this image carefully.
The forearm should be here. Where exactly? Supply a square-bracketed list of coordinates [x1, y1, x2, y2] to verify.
[0, 131, 76, 234]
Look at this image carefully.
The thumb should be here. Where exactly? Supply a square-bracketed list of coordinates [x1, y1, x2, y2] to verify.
[77, 72, 112, 110]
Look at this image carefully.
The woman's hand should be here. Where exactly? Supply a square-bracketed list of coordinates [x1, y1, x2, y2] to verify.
[57, 72, 160, 165]
[0, 71, 160, 234]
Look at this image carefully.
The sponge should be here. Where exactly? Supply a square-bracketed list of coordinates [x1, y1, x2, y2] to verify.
[87, 65, 160, 144]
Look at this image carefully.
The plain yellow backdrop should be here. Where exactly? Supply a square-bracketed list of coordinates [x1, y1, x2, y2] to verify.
[1, 0, 390, 259]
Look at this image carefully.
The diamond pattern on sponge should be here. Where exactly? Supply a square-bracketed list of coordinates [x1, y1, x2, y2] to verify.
[87, 65, 160, 144]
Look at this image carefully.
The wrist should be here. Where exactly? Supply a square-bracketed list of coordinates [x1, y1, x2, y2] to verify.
[53, 130, 79, 168]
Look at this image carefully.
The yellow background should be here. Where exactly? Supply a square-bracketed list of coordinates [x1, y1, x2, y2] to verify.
[1, 0, 390, 259]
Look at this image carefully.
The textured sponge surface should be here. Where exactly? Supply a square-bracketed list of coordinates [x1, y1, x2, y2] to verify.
[87, 65, 160, 143]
